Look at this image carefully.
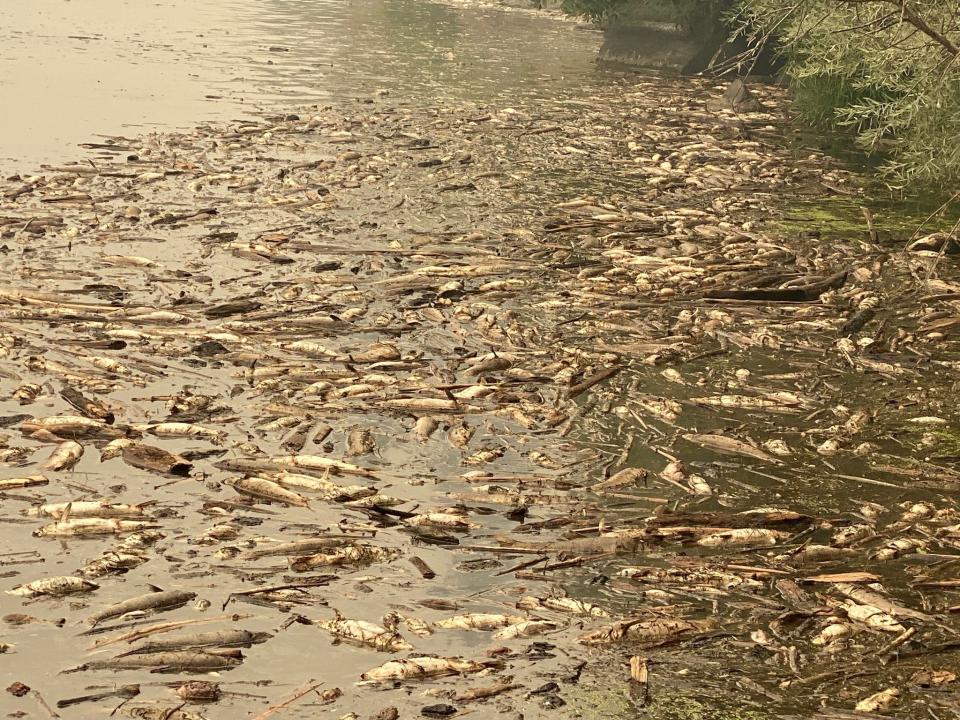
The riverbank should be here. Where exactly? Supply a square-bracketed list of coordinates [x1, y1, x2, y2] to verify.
[1, 71, 959, 720]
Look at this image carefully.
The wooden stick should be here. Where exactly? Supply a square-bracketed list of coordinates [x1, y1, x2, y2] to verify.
[251, 679, 323, 720]
[409, 556, 436, 579]
[629, 655, 650, 703]
[861, 206, 878, 243]
[567, 366, 621, 399]
[878, 626, 916, 664]
[31, 690, 60, 719]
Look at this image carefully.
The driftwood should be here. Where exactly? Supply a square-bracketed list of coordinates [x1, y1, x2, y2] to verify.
[704, 270, 848, 302]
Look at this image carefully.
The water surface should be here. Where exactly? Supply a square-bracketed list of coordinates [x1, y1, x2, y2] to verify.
[0, 0, 601, 170]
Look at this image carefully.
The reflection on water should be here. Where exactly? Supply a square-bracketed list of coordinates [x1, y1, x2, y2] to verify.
[0, 0, 601, 170]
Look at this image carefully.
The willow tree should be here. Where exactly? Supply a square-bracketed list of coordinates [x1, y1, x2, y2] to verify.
[562, 0, 960, 189]
[735, 1, 960, 189]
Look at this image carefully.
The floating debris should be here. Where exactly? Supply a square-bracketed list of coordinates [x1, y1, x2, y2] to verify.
[0, 38, 957, 720]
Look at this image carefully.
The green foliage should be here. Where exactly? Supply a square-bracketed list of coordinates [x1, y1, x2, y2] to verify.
[559, 0, 620, 23]
[561, 0, 960, 190]
[789, 74, 893, 128]
[736, 0, 960, 190]
[561, 0, 727, 29]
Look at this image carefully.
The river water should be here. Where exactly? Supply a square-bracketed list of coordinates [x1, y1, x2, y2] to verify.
[0, 0, 600, 170]
[4, 3, 959, 720]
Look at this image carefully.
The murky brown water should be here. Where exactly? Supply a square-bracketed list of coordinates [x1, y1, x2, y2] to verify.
[0, 0, 600, 170]
[4, 3, 960, 720]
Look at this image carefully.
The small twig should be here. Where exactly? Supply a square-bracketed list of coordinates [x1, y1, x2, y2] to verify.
[861, 206, 878, 243]
[878, 626, 916, 664]
[31, 690, 60, 719]
[251, 679, 323, 720]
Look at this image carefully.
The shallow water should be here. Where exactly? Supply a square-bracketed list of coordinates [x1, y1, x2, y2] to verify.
[4, 3, 960, 719]
[0, 0, 600, 170]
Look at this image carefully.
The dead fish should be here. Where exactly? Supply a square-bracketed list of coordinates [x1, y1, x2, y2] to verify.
[283, 340, 336, 358]
[259, 415, 309, 433]
[435, 613, 525, 631]
[272, 454, 377, 478]
[688, 474, 712, 495]
[228, 476, 310, 507]
[330, 382, 379, 399]
[681, 433, 780, 463]
[690, 393, 810, 413]
[492, 620, 558, 640]
[343, 493, 406, 509]
[855, 687, 900, 713]
[8, 576, 98, 598]
[175, 681, 221, 701]
[411, 416, 439, 442]
[335, 342, 400, 363]
[463, 447, 504, 466]
[120, 530, 166, 549]
[60, 386, 114, 423]
[831, 523, 875, 547]
[400, 615, 433, 637]
[811, 622, 853, 646]
[0, 448, 34, 464]
[404, 512, 478, 531]
[33, 518, 158, 538]
[775, 544, 855, 564]
[447, 422, 474, 449]
[24, 501, 148, 519]
[634, 395, 682, 423]
[102, 254, 157, 268]
[381, 398, 481, 414]
[465, 356, 511, 376]
[288, 545, 397, 571]
[833, 583, 931, 621]
[252, 472, 361, 498]
[454, 681, 523, 702]
[360, 656, 492, 683]
[21, 415, 109, 439]
[13, 383, 42, 405]
[590, 467, 647, 492]
[0, 475, 48, 491]
[842, 601, 906, 633]
[79, 550, 149, 578]
[122, 443, 193, 476]
[453, 385, 498, 400]
[696, 528, 790, 547]
[579, 618, 714, 647]
[120, 629, 272, 655]
[346, 427, 377, 456]
[77, 650, 241, 673]
[145, 422, 226, 444]
[517, 597, 609, 617]
[241, 538, 347, 560]
[316, 616, 413, 652]
[100, 438, 133, 461]
[87, 589, 197, 627]
[872, 537, 924, 560]
[618, 566, 764, 590]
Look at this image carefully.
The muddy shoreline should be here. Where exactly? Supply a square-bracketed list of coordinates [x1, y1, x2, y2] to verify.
[1, 64, 960, 720]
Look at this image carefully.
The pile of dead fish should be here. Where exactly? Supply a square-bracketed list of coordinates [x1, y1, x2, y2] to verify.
[0, 71, 959, 720]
